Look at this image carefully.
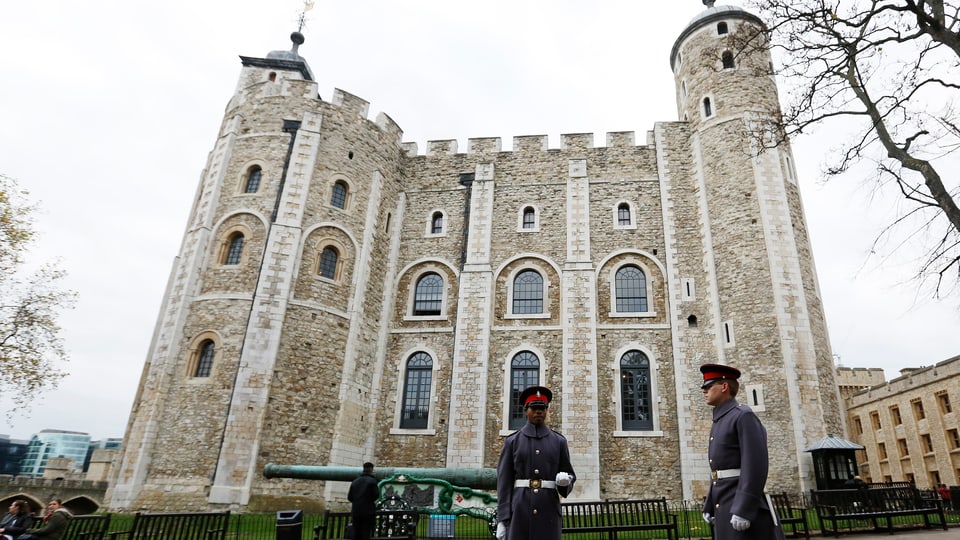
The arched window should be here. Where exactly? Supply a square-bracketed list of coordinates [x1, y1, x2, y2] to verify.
[703, 97, 713, 118]
[319, 246, 339, 279]
[522, 207, 536, 229]
[512, 270, 543, 314]
[722, 51, 735, 69]
[224, 233, 245, 265]
[617, 203, 632, 226]
[615, 265, 648, 313]
[509, 351, 540, 429]
[717, 22, 729, 35]
[620, 350, 653, 430]
[331, 181, 348, 209]
[431, 212, 444, 234]
[194, 340, 215, 377]
[413, 273, 443, 316]
[400, 352, 433, 429]
[244, 166, 262, 193]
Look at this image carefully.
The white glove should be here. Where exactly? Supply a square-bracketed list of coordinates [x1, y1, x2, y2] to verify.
[730, 514, 750, 531]
[496, 521, 507, 540]
[555, 472, 572, 487]
[702, 512, 713, 523]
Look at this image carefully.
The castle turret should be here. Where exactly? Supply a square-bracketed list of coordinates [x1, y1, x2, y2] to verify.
[667, 2, 842, 497]
[107, 30, 408, 510]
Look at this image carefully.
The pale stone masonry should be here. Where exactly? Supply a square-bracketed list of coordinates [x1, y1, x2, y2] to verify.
[107, 4, 843, 512]
[842, 357, 960, 488]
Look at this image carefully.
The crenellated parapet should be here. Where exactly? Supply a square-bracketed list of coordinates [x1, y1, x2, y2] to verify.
[411, 132, 650, 158]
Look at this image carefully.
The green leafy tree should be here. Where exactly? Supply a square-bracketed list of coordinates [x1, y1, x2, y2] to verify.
[0, 174, 74, 418]
[739, 0, 960, 295]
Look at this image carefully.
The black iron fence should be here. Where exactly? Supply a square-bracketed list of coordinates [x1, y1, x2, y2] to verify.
[90, 497, 960, 540]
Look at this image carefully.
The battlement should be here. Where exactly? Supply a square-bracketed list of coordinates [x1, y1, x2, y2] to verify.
[846, 354, 960, 406]
[316, 87, 658, 159]
[404, 131, 653, 159]
[326, 88, 404, 142]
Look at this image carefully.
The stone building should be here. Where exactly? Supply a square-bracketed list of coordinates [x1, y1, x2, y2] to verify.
[107, 3, 843, 512]
[843, 356, 960, 488]
[836, 366, 886, 400]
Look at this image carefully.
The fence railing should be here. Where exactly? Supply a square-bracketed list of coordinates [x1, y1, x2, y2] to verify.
[87, 498, 960, 540]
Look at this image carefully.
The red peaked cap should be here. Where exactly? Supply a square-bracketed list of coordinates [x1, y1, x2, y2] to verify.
[519, 386, 553, 408]
[699, 363, 741, 389]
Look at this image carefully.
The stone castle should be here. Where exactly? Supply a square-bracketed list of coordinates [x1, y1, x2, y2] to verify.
[106, 3, 843, 511]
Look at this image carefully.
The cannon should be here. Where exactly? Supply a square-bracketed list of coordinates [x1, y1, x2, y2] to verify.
[263, 464, 498, 490]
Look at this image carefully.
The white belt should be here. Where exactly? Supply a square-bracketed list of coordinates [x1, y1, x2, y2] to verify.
[711, 468, 741, 479]
[515, 479, 557, 489]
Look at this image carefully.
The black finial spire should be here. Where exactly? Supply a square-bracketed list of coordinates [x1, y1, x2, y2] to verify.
[703, 0, 716, 8]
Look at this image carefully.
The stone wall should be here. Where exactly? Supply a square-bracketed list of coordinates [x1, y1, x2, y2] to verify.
[845, 355, 960, 488]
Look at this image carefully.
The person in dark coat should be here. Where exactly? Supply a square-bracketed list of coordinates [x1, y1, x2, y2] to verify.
[348, 462, 379, 540]
[496, 385, 575, 540]
[699, 364, 785, 540]
[0, 500, 34, 539]
[16, 499, 71, 540]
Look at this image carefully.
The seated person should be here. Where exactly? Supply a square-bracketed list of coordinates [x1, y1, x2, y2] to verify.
[0, 500, 34, 540]
[17, 499, 72, 540]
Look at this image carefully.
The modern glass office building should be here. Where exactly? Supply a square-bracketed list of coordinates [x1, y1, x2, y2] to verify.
[19, 429, 91, 477]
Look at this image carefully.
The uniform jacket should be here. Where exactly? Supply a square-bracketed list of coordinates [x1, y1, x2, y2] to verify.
[348, 473, 379, 518]
[703, 398, 782, 540]
[497, 422, 575, 540]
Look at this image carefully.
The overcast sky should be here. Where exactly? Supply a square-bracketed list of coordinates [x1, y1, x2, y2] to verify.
[1, 0, 957, 442]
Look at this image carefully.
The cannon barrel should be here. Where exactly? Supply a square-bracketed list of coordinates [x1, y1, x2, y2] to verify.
[264, 464, 498, 490]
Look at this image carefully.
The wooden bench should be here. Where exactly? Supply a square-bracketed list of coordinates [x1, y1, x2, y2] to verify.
[106, 511, 230, 540]
[561, 498, 678, 540]
[770, 493, 809, 539]
[811, 487, 947, 537]
[315, 509, 420, 540]
[29, 513, 112, 540]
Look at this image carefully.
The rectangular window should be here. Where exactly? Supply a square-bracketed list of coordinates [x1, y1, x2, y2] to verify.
[898, 438, 909, 457]
[853, 416, 863, 435]
[936, 391, 952, 414]
[930, 471, 941, 485]
[878, 442, 887, 460]
[911, 398, 926, 420]
[921, 434, 934, 453]
[889, 405, 902, 425]
[947, 428, 960, 450]
[870, 411, 882, 430]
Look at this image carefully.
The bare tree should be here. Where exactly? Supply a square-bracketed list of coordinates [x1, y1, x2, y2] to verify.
[743, 0, 960, 295]
[0, 174, 74, 419]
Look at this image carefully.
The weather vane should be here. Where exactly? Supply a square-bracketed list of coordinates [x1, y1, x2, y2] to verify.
[298, 0, 315, 32]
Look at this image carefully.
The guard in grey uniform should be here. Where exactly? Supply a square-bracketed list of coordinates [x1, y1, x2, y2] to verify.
[700, 364, 785, 540]
[496, 386, 575, 540]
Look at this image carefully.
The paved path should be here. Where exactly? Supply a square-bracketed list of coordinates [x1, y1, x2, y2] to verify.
[816, 528, 956, 539]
